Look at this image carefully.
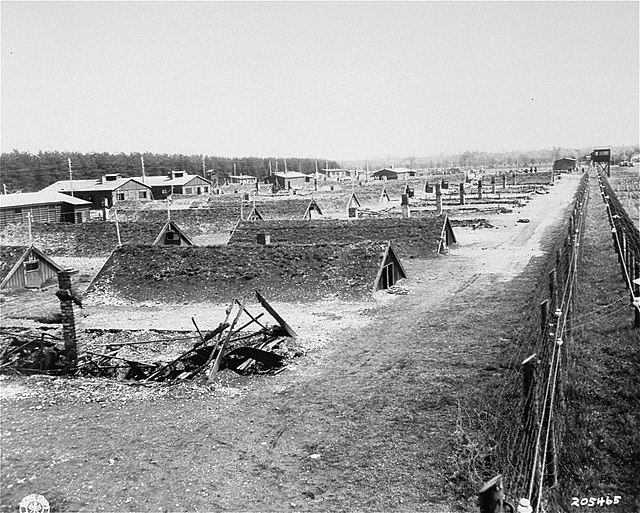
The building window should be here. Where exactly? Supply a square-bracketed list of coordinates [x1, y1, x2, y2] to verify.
[25, 261, 39, 272]
[14, 208, 22, 214]
[116, 193, 125, 201]
[139, 191, 147, 199]
[165, 232, 180, 245]
[203, 186, 209, 193]
[184, 187, 192, 195]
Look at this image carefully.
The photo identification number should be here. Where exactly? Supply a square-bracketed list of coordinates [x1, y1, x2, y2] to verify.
[571, 496, 621, 507]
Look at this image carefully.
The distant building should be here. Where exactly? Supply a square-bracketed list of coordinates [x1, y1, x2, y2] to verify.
[0, 191, 91, 227]
[228, 175, 258, 185]
[267, 171, 311, 190]
[371, 168, 416, 180]
[139, 171, 212, 199]
[321, 168, 351, 180]
[43, 174, 152, 209]
[552, 158, 577, 171]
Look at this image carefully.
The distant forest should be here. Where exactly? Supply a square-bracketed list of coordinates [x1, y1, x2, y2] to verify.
[0, 151, 341, 193]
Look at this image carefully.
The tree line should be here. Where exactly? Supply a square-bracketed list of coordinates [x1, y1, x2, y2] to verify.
[0, 151, 340, 193]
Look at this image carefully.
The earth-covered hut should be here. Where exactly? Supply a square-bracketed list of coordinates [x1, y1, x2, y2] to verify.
[228, 215, 456, 258]
[0, 218, 194, 257]
[85, 241, 406, 304]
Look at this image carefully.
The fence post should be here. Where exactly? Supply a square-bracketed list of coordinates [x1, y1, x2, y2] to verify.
[478, 179, 483, 200]
[549, 269, 558, 312]
[545, 422, 558, 488]
[435, 183, 443, 215]
[522, 354, 537, 419]
[540, 300, 549, 337]
[459, 182, 465, 205]
[478, 475, 514, 513]
[634, 260, 640, 329]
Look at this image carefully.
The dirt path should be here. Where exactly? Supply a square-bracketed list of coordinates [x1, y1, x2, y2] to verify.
[0, 175, 582, 513]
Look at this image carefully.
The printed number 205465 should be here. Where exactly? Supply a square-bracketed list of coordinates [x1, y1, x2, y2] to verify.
[571, 496, 622, 507]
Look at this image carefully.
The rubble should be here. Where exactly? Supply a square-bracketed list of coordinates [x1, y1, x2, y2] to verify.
[1, 291, 303, 383]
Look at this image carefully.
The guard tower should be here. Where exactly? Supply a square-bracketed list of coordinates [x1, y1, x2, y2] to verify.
[591, 148, 611, 177]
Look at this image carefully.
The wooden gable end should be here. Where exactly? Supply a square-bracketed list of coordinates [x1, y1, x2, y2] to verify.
[153, 220, 194, 246]
[303, 200, 323, 220]
[347, 193, 362, 209]
[115, 179, 151, 192]
[245, 206, 265, 221]
[1, 246, 63, 290]
[184, 176, 211, 187]
[373, 243, 407, 291]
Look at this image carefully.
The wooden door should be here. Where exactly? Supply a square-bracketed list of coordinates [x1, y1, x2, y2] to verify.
[24, 261, 41, 288]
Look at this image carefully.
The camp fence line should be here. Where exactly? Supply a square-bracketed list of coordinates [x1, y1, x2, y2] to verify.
[597, 169, 640, 328]
[478, 172, 590, 513]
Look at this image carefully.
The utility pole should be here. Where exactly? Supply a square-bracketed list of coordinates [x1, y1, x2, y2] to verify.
[27, 212, 33, 245]
[68, 158, 74, 197]
[141, 155, 146, 184]
[202, 155, 206, 178]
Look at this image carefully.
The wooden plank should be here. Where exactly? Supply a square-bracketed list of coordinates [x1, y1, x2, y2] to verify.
[255, 290, 297, 339]
[235, 300, 266, 330]
[198, 302, 234, 375]
[208, 298, 247, 380]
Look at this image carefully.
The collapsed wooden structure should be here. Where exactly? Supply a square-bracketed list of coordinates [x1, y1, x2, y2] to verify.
[0, 292, 298, 380]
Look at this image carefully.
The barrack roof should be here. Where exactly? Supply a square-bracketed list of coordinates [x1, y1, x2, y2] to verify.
[0, 191, 91, 208]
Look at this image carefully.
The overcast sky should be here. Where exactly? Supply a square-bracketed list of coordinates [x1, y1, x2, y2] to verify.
[1, 1, 638, 160]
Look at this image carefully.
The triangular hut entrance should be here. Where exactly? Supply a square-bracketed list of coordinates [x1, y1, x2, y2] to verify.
[347, 192, 362, 209]
[0, 245, 64, 290]
[245, 205, 264, 221]
[153, 220, 194, 246]
[303, 199, 323, 220]
[373, 243, 407, 291]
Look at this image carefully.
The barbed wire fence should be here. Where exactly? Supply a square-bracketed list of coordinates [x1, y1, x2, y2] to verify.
[597, 170, 640, 328]
[480, 173, 591, 512]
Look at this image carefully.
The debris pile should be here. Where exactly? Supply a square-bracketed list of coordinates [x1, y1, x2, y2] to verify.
[0, 331, 69, 375]
[450, 218, 495, 230]
[1, 291, 302, 383]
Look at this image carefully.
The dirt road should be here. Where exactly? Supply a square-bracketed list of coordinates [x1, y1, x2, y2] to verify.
[0, 175, 582, 512]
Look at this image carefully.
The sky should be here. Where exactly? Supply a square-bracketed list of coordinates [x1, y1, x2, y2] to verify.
[1, 1, 638, 160]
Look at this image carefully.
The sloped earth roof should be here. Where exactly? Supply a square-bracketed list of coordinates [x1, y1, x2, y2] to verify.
[0, 246, 29, 283]
[0, 221, 171, 257]
[86, 242, 391, 303]
[229, 216, 449, 258]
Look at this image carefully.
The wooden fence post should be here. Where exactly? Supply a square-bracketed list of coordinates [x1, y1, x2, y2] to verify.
[549, 269, 558, 312]
[459, 182, 465, 205]
[478, 179, 483, 200]
[634, 261, 640, 329]
[540, 300, 549, 338]
[522, 354, 538, 429]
